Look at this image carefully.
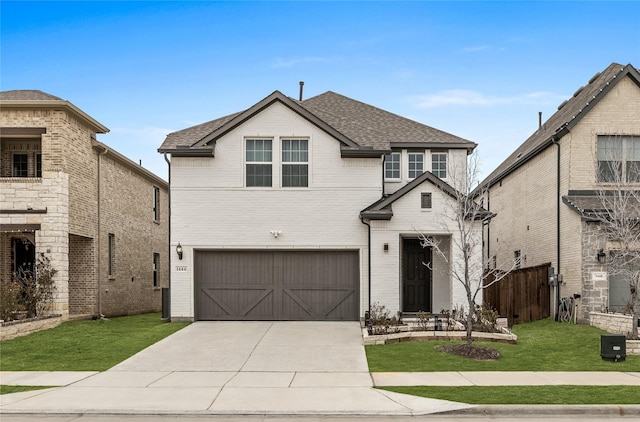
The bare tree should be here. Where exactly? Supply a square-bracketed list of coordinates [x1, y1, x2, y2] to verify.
[588, 135, 640, 339]
[418, 152, 519, 345]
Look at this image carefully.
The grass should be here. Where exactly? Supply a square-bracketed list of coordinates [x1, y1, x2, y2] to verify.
[381, 386, 640, 404]
[0, 313, 189, 371]
[366, 317, 639, 372]
[0, 385, 53, 395]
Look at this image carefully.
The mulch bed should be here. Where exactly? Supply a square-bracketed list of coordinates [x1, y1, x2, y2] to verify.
[435, 343, 502, 360]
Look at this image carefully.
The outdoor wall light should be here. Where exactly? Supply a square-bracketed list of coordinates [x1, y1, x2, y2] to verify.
[176, 243, 183, 260]
[597, 248, 606, 264]
[383, 243, 389, 252]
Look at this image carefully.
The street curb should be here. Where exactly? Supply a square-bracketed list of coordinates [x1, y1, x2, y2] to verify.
[447, 404, 640, 416]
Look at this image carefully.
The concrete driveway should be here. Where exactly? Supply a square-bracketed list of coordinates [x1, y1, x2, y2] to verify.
[1, 321, 471, 415]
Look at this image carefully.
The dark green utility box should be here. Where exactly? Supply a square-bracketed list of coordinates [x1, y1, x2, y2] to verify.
[600, 334, 626, 362]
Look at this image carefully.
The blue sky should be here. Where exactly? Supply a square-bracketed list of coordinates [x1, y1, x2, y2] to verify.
[2, 1, 639, 182]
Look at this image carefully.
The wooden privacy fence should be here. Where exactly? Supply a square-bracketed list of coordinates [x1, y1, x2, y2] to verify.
[483, 263, 551, 325]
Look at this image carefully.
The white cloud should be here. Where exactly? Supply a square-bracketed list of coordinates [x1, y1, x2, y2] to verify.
[271, 56, 330, 68]
[409, 89, 567, 108]
[463, 45, 491, 52]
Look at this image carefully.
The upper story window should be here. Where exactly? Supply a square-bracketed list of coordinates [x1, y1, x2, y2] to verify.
[12, 154, 28, 177]
[282, 139, 308, 187]
[153, 186, 160, 222]
[246, 139, 273, 187]
[384, 152, 401, 180]
[597, 135, 640, 183]
[432, 152, 447, 179]
[408, 153, 424, 179]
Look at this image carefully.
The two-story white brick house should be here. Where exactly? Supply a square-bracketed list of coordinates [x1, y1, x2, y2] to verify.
[0, 90, 169, 320]
[479, 63, 640, 322]
[159, 90, 483, 322]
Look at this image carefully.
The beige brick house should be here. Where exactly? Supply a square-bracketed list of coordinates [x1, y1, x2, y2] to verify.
[0, 90, 168, 319]
[480, 63, 640, 323]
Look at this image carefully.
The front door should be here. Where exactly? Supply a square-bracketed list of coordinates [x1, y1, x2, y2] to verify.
[402, 238, 432, 313]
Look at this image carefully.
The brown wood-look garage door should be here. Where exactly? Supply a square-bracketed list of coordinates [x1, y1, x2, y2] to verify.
[194, 250, 359, 321]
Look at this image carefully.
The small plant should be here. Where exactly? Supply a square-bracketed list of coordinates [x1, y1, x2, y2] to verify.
[416, 311, 432, 331]
[368, 302, 400, 335]
[0, 280, 23, 321]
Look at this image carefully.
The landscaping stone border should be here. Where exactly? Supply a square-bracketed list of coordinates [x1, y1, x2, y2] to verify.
[363, 329, 518, 345]
[0, 314, 63, 341]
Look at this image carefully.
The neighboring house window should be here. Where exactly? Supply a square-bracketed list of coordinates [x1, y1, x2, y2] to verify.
[384, 152, 401, 180]
[36, 153, 42, 177]
[514, 250, 522, 269]
[408, 153, 424, 179]
[282, 139, 308, 187]
[421, 192, 432, 209]
[153, 186, 160, 222]
[108, 233, 115, 277]
[153, 253, 160, 288]
[432, 152, 447, 179]
[12, 154, 28, 177]
[597, 135, 640, 183]
[246, 139, 272, 187]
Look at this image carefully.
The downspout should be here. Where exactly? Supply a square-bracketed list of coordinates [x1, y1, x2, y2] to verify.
[553, 137, 561, 321]
[97, 144, 108, 317]
[359, 216, 371, 322]
[164, 152, 171, 321]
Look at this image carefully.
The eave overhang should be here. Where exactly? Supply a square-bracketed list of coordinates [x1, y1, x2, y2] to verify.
[0, 100, 109, 134]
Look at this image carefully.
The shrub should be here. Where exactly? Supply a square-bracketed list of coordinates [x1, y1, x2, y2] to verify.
[368, 302, 400, 335]
[0, 253, 56, 322]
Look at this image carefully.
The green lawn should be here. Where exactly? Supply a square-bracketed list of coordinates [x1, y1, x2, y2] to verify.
[381, 385, 640, 404]
[0, 385, 53, 395]
[0, 313, 189, 371]
[366, 318, 639, 372]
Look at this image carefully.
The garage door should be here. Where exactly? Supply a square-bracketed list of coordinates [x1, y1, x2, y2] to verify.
[194, 250, 359, 321]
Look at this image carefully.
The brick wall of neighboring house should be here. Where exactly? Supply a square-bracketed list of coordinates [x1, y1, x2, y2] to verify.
[2, 101, 168, 320]
[98, 152, 168, 316]
[68, 234, 96, 316]
[0, 171, 70, 316]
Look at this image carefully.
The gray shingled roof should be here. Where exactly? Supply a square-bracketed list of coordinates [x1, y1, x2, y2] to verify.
[563, 190, 640, 220]
[0, 90, 64, 101]
[158, 90, 476, 153]
[480, 63, 640, 188]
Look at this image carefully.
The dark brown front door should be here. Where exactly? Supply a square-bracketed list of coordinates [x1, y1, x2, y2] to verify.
[194, 250, 359, 321]
[402, 238, 432, 313]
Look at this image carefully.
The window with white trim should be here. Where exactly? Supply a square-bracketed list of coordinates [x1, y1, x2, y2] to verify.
[432, 152, 447, 179]
[282, 139, 308, 187]
[597, 135, 640, 183]
[246, 139, 273, 187]
[384, 152, 401, 180]
[408, 153, 424, 179]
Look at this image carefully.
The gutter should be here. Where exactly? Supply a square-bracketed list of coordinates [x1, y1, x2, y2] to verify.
[96, 143, 108, 317]
[553, 137, 561, 321]
[163, 153, 172, 321]
[359, 216, 372, 322]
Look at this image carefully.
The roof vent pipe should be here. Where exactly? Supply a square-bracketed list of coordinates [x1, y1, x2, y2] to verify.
[538, 111, 542, 129]
[299, 81, 304, 101]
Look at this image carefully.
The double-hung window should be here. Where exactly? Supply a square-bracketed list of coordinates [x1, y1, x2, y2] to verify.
[36, 154, 42, 177]
[384, 152, 401, 180]
[282, 139, 308, 187]
[597, 135, 640, 183]
[432, 152, 447, 179]
[246, 139, 273, 187]
[408, 153, 424, 179]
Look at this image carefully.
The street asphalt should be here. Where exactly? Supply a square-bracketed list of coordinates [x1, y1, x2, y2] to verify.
[1, 321, 639, 417]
